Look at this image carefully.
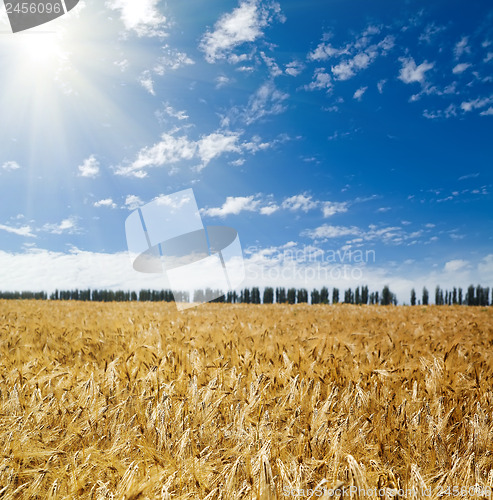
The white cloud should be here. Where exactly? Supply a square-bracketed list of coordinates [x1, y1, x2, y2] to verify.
[114, 59, 129, 72]
[377, 79, 386, 94]
[454, 36, 470, 59]
[398, 57, 434, 84]
[282, 194, 318, 212]
[115, 131, 242, 177]
[0, 249, 171, 293]
[1, 161, 21, 171]
[422, 103, 457, 120]
[0, 224, 35, 238]
[308, 42, 347, 61]
[42, 217, 80, 235]
[419, 23, 445, 44]
[161, 103, 189, 120]
[310, 32, 395, 82]
[243, 81, 289, 124]
[260, 51, 282, 77]
[304, 68, 332, 91]
[77, 156, 100, 178]
[94, 198, 117, 209]
[458, 173, 479, 180]
[153, 46, 194, 73]
[480, 107, 493, 116]
[202, 195, 260, 217]
[215, 75, 232, 88]
[115, 134, 196, 178]
[303, 224, 360, 239]
[139, 71, 155, 95]
[321, 201, 348, 217]
[485, 52, 493, 63]
[303, 223, 427, 246]
[199, 0, 284, 63]
[125, 195, 144, 210]
[285, 60, 303, 77]
[331, 52, 372, 81]
[203, 193, 347, 218]
[478, 254, 493, 277]
[105, 0, 168, 37]
[460, 95, 493, 112]
[444, 259, 468, 273]
[452, 63, 471, 74]
[353, 86, 367, 101]
[0, 248, 491, 305]
[259, 204, 279, 215]
[197, 133, 241, 170]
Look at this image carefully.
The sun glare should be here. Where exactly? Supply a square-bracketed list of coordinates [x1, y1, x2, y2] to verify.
[15, 32, 66, 70]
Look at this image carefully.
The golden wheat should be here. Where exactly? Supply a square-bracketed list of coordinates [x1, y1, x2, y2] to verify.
[0, 301, 492, 499]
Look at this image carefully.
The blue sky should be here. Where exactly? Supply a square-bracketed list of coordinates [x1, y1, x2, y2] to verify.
[0, 0, 492, 302]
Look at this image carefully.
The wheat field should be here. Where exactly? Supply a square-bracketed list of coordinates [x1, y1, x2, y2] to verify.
[0, 301, 492, 499]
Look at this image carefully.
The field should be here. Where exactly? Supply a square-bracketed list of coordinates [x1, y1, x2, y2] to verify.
[0, 301, 492, 499]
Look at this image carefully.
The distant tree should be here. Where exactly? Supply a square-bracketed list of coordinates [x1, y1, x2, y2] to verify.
[344, 288, 353, 304]
[355, 287, 361, 305]
[211, 291, 225, 303]
[251, 287, 261, 304]
[458, 287, 463, 305]
[466, 285, 475, 306]
[361, 286, 369, 305]
[240, 288, 251, 304]
[287, 288, 296, 304]
[263, 287, 274, 304]
[320, 286, 329, 304]
[276, 287, 286, 304]
[311, 289, 321, 304]
[332, 288, 339, 304]
[297, 288, 308, 303]
[435, 286, 442, 306]
[381, 285, 393, 305]
[422, 287, 429, 305]
[410, 288, 416, 306]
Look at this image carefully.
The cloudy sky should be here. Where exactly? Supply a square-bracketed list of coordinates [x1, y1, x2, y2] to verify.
[0, 0, 492, 302]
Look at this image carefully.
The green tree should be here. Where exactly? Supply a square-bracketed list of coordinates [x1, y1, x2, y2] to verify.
[422, 287, 429, 305]
[311, 289, 321, 304]
[263, 287, 274, 304]
[381, 285, 392, 305]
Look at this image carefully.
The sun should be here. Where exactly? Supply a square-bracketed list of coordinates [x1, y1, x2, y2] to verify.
[14, 31, 67, 71]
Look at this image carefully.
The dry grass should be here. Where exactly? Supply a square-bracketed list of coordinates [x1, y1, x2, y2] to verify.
[0, 301, 492, 499]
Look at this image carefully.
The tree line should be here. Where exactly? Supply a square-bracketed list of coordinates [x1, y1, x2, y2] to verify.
[0, 284, 490, 305]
